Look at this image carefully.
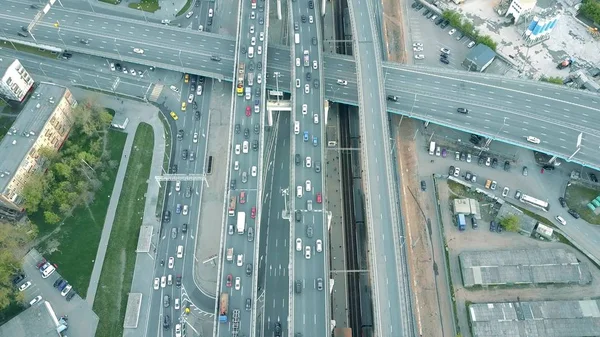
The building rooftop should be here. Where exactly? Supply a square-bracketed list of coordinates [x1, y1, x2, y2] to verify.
[0, 303, 59, 337]
[0, 82, 67, 191]
[465, 44, 496, 70]
[496, 203, 537, 236]
[459, 248, 591, 287]
[469, 299, 600, 337]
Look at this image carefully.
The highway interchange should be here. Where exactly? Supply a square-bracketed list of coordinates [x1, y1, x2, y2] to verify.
[3, 0, 600, 337]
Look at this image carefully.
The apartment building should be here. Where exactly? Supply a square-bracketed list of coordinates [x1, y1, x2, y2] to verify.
[0, 82, 76, 220]
[0, 59, 34, 102]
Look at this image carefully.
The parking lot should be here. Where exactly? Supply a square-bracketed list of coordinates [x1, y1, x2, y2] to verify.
[2, 249, 99, 336]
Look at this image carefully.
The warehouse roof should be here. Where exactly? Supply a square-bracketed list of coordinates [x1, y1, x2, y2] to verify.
[459, 248, 591, 287]
[469, 299, 600, 337]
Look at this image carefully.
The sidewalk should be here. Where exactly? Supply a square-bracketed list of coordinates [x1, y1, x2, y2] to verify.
[74, 88, 166, 306]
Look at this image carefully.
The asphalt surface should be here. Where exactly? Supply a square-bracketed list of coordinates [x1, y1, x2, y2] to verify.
[346, 0, 413, 335]
[287, 1, 329, 337]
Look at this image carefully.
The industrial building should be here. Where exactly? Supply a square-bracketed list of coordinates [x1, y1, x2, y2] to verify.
[459, 248, 591, 287]
[504, 0, 537, 23]
[0, 82, 76, 220]
[0, 59, 34, 102]
[469, 299, 600, 337]
[462, 44, 496, 72]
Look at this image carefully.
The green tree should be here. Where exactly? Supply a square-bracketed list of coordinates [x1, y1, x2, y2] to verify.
[53, 162, 73, 179]
[477, 35, 497, 51]
[500, 214, 520, 232]
[540, 76, 563, 85]
[580, 0, 600, 23]
[44, 211, 61, 225]
[21, 173, 47, 212]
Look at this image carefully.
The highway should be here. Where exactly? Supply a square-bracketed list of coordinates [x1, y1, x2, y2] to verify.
[287, 0, 329, 336]
[347, 0, 413, 336]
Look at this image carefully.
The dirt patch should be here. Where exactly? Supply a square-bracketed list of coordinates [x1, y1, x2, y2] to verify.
[381, 0, 407, 62]
[565, 183, 600, 225]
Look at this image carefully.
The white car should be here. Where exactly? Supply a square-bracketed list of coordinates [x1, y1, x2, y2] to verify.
[235, 277, 241, 290]
[440, 47, 450, 55]
[502, 187, 509, 197]
[182, 205, 188, 215]
[61, 284, 72, 296]
[177, 245, 184, 258]
[170, 85, 180, 93]
[414, 54, 425, 60]
[296, 238, 302, 251]
[312, 60, 318, 69]
[337, 79, 348, 86]
[251, 166, 257, 177]
[133, 48, 144, 54]
[243, 140, 249, 153]
[305, 246, 311, 259]
[467, 41, 476, 48]
[296, 79, 301, 88]
[167, 274, 173, 286]
[259, 32, 264, 41]
[250, 11, 255, 19]
[250, 25, 255, 34]
[413, 47, 423, 52]
[555, 215, 566, 226]
[302, 104, 308, 114]
[453, 167, 460, 177]
[254, 105, 260, 113]
[257, 46, 262, 54]
[309, 15, 314, 23]
[234, 161, 239, 170]
[448, 28, 456, 35]
[526, 136, 541, 144]
[192, 133, 198, 144]
[466, 153, 472, 163]
[305, 180, 312, 192]
[161, 276, 167, 288]
[110, 63, 115, 71]
[29, 295, 42, 306]
[130, 68, 137, 76]
[18, 281, 32, 292]
[188, 94, 194, 103]
[313, 114, 319, 124]
[412, 42, 423, 47]
[257, 74, 262, 84]
[186, 11, 194, 18]
[316, 239, 322, 252]
[153, 278, 160, 290]
[198, 24, 204, 31]
[208, 8, 214, 17]
[304, 84, 310, 94]
[251, 37, 256, 46]
[168, 257, 174, 269]
[237, 254, 243, 267]
[306, 157, 312, 167]
[161, 19, 171, 24]
[296, 58, 300, 67]
[175, 324, 182, 337]
[175, 298, 180, 309]
[196, 85, 203, 96]
[296, 185, 303, 198]
[235, 144, 241, 155]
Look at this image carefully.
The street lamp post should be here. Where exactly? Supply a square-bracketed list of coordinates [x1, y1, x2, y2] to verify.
[137, 6, 148, 22]
[87, 0, 96, 13]
[487, 117, 507, 148]
[113, 38, 123, 61]
[178, 50, 184, 72]
[56, 27, 68, 50]
[273, 72, 281, 103]
[38, 63, 49, 78]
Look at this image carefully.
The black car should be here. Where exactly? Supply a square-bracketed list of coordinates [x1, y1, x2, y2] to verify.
[460, 152, 466, 161]
[244, 128, 250, 139]
[315, 161, 321, 173]
[489, 221, 497, 232]
[163, 315, 170, 329]
[252, 140, 258, 151]
[295, 154, 301, 165]
[257, 61, 262, 71]
[12, 273, 26, 285]
[295, 210, 302, 222]
[568, 209, 580, 219]
[181, 149, 188, 160]
[195, 110, 201, 120]
[411, 1, 418, 8]
[246, 263, 253, 276]
[440, 57, 449, 64]
[247, 60, 254, 70]
[387, 95, 399, 102]
[54, 278, 63, 288]
[420, 180, 426, 191]
[440, 52, 448, 59]
[245, 298, 252, 311]
[235, 124, 241, 134]
[470, 134, 482, 145]
[176, 275, 182, 287]
[471, 217, 478, 228]
[440, 20, 450, 28]
[457, 107, 468, 114]
[163, 210, 171, 222]
[423, 9, 430, 16]
[435, 17, 444, 25]
[241, 46, 247, 54]
[301, 15, 307, 23]
[182, 223, 188, 233]
[177, 129, 184, 140]
[491, 158, 498, 168]
[61, 52, 73, 60]
[274, 322, 282, 337]
[448, 166, 455, 175]
[115, 63, 122, 71]
[416, 3, 423, 9]
[313, 79, 319, 89]
[312, 37, 317, 45]
[542, 165, 555, 171]
[306, 72, 311, 81]
[230, 179, 236, 190]
[558, 197, 567, 208]
[590, 173, 598, 183]
[478, 156, 485, 166]
[308, 0, 313, 8]
[254, 123, 260, 134]
[66, 291, 76, 301]
[295, 280, 302, 293]
[504, 160, 511, 171]
[170, 164, 178, 173]
[210, 55, 221, 61]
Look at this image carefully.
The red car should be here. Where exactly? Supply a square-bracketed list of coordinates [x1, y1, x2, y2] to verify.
[226, 274, 232, 287]
[239, 191, 246, 204]
[251, 206, 256, 219]
[316, 193, 322, 204]
[245, 106, 251, 116]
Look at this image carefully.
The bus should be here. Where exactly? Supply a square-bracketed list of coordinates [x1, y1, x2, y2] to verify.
[236, 63, 245, 96]
[520, 194, 550, 212]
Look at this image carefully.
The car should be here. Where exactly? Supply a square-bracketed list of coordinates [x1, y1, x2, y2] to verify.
[175, 324, 182, 337]
[515, 190, 522, 199]
[522, 166, 528, 176]
[542, 165, 555, 171]
[181, 149, 188, 160]
[491, 158, 498, 168]
[303, 131, 309, 142]
[316, 239, 323, 252]
[252, 140, 258, 151]
[254, 105, 260, 113]
[175, 298, 180, 310]
[109, 62, 115, 71]
[18, 281, 32, 292]
[448, 28, 456, 35]
[259, 32, 264, 41]
[245, 298, 252, 311]
[235, 277, 241, 290]
[316, 192, 322, 204]
[235, 144, 241, 155]
[466, 153, 472, 163]
[440, 57, 449, 64]
[182, 205, 188, 216]
[170, 111, 179, 120]
[420, 180, 426, 191]
[337, 79, 348, 86]
[161, 276, 167, 288]
[315, 161, 321, 173]
[448, 166, 455, 176]
[312, 37, 317, 45]
[301, 15, 307, 23]
[308, 0, 313, 8]
[413, 42, 423, 47]
[456, 32, 464, 40]
[176, 203, 182, 214]
[193, 132, 198, 143]
[502, 187, 509, 197]
[29, 295, 42, 306]
[568, 209, 580, 219]
[457, 107, 468, 114]
[306, 226, 313, 238]
[248, 227, 254, 242]
[163, 295, 170, 308]
[313, 60, 318, 69]
[555, 215, 567, 226]
[504, 161, 511, 171]
[66, 291, 76, 301]
[467, 41, 476, 48]
[228, 224, 234, 235]
[242, 171, 248, 183]
[133, 48, 144, 54]
[435, 17, 444, 25]
[181, 223, 188, 233]
[208, 8, 214, 17]
[251, 36, 256, 46]
[312, 136, 318, 147]
[453, 167, 460, 177]
[305, 180, 312, 192]
[306, 157, 312, 167]
[305, 246, 311, 259]
[61, 284, 72, 296]
[413, 47, 423, 52]
[295, 78, 301, 88]
[254, 123, 260, 134]
[196, 85, 203, 96]
[559, 197, 567, 207]
[237, 254, 243, 267]
[464, 171, 472, 182]
[414, 54, 425, 60]
[251, 166, 257, 177]
[181, 102, 187, 111]
[185, 11, 194, 18]
[226, 274, 232, 287]
[168, 257, 174, 269]
[250, 25, 255, 34]
[304, 84, 310, 94]
[302, 104, 308, 115]
[423, 9, 430, 15]
[163, 210, 171, 222]
[314, 114, 319, 124]
[295, 238, 303, 252]
[274, 322, 282, 337]
[590, 173, 598, 183]
[153, 277, 160, 290]
[245, 105, 252, 116]
[526, 136, 541, 144]
[171, 227, 178, 239]
[490, 221, 497, 232]
[455, 152, 460, 161]
[259, 16, 264, 25]
[471, 174, 477, 183]
[490, 181, 497, 190]
[316, 278, 323, 291]
[309, 15, 314, 23]
[251, 206, 256, 219]
[485, 157, 491, 166]
[53, 278, 63, 288]
[306, 72, 312, 81]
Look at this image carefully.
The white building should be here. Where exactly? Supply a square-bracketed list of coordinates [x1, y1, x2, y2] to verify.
[505, 0, 537, 23]
[0, 59, 34, 102]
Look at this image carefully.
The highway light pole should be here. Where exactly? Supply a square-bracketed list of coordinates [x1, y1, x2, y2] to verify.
[87, 0, 96, 13]
[486, 116, 507, 148]
[273, 71, 282, 103]
[113, 38, 123, 61]
[178, 50, 184, 72]
[137, 6, 148, 23]
[56, 27, 68, 50]
[38, 63, 49, 78]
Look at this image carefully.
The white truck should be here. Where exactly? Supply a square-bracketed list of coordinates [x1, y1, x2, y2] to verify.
[303, 50, 309, 67]
[236, 212, 246, 234]
[428, 141, 436, 155]
[247, 72, 254, 86]
[227, 248, 233, 262]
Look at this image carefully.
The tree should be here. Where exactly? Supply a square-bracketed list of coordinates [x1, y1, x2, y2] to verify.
[500, 214, 520, 232]
[540, 76, 563, 85]
[21, 173, 47, 212]
[44, 211, 61, 225]
[580, 0, 600, 24]
[477, 35, 497, 51]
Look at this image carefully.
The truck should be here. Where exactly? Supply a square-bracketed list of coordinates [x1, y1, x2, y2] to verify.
[428, 141, 436, 155]
[228, 196, 236, 216]
[556, 58, 573, 69]
[303, 50, 309, 67]
[251, 0, 257, 9]
[226, 248, 233, 262]
[219, 293, 229, 323]
[457, 214, 466, 231]
[247, 72, 254, 86]
[236, 63, 245, 96]
[237, 211, 246, 234]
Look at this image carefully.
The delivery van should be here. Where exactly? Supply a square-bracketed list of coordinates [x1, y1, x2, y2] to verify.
[294, 33, 300, 44]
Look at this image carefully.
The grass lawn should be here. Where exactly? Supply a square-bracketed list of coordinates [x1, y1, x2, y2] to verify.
[1, 40, 59, 58]
[128, 0, 161, 12]
[33, 130, 127, 296]
[0, 115, 17, 142]
[176, 0, 193, 16]
[565, 184, 600, 225]
[155, 111, 171, 215]
[93, 123, 154, 337]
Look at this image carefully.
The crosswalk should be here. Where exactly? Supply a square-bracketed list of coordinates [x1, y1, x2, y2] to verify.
[148, 83, 164, 102]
